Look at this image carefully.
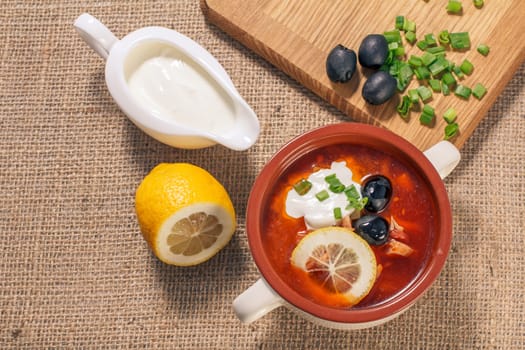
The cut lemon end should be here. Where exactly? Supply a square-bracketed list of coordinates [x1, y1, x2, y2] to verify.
[291, 227, 377, 306]
[154, 203, 235, 266]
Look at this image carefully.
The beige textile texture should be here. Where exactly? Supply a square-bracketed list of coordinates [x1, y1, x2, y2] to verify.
[0, 1, 523, 349]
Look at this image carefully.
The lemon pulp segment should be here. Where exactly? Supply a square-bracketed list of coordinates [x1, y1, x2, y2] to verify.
[155, 203, 235, 265]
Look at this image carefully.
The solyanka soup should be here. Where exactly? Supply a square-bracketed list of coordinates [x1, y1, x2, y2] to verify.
[262, 142, 438, 309]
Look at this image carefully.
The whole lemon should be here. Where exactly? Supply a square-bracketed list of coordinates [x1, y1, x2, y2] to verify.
[135, 163, 236, 266]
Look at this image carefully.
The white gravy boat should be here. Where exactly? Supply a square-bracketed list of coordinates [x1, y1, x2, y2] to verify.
[74, 13, 260, 151]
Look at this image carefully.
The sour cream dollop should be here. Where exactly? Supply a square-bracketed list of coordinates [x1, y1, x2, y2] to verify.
[285, 161, 362, 229]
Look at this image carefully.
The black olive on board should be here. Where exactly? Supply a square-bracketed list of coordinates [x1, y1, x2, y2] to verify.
[326, 44, 357, 83]
[358, 34, 389, 69]
[362, 71, 397, 105]
[353, 215, 389, 245]
[361, 175, 392, 213]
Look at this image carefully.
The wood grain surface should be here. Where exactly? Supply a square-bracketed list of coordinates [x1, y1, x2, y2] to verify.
[201, 0, 525, 150]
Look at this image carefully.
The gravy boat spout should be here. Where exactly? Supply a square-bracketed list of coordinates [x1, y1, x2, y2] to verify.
[208, 97, 260, 151]
[74, 13, 260, 151]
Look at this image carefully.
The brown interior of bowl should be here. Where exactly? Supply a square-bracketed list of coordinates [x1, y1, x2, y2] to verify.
[245, 123, 452, 324]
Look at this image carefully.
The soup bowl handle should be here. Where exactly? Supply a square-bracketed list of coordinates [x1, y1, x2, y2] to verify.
[233, 278, 284, 323]
[423, 141, 461, 179]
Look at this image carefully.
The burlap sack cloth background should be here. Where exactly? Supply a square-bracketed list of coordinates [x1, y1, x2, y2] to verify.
[0, 1, 523, 349]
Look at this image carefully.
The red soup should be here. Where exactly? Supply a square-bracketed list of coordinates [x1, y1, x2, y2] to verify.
[262, 143, 437, 309]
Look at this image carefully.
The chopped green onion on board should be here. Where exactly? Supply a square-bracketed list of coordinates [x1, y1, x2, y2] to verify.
[450, 32, 471, 49]
[444, 122, 460, 140]
[397, 95, 412, 119]
[446, 0, 463, 14]
[459, 59, 474, 75]
[454, 84, 472, 99]
[375, 15, 488, 143]
[477, 44, 490, 56]
[420, 104, 436, 125]
[429, 79, 442, 92]
[408, 89, 420, 104]
[405, 31, 417, 44]
[473, 0, 484, 9]
[472, 83, 487, 100]
[417, 85, 433, 102]
[443, 108, 457, 123]
[438, 30, 450, 45]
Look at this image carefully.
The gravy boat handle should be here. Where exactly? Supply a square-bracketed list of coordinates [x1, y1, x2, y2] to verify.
[74, 13, 118, 60]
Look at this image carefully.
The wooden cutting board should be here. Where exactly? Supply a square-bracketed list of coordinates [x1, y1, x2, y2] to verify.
[201, 0, 525, 150]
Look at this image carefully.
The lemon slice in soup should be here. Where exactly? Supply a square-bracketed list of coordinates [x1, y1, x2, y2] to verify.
[291, 227, 377, 306]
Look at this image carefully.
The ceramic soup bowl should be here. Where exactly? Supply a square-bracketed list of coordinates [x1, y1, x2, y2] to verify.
[234, 123, 460, 329]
